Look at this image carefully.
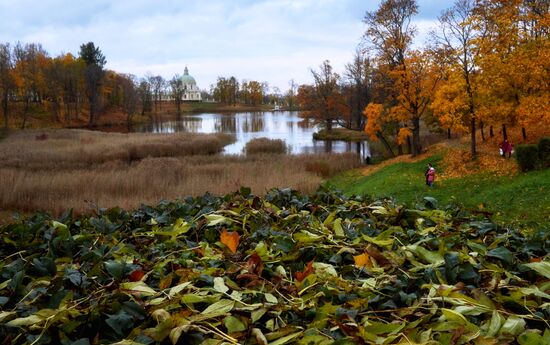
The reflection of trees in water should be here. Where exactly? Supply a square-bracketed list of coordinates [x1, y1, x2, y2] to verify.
[240, 116, 265, 133]
[216, 116, 237, 133]
[178, 117, 202, 132]
[297, 119, 315, 129]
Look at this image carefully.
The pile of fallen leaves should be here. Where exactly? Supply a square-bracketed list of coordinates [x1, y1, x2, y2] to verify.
[0, 188, 549, 345]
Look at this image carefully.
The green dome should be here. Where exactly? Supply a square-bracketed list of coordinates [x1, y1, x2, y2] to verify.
[180, 67, 196, 85]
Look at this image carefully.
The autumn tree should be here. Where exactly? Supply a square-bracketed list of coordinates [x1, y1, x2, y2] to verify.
[363, 0, 418, 67]
[363, 0, 419, 155]
[432, 0, 484, 157]
[309, 60, 348, 130]
[12, 42, 49, 128]
[79, 42, 106, 127]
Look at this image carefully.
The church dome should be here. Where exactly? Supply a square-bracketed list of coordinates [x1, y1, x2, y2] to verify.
[180, 67, 196, 85]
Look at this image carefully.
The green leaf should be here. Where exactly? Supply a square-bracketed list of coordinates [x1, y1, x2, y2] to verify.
[499, 316, 526, 337]
[5, 314, 43, 327]
[518, 331, 545, 345]
[120, 281, 157, 296]
[200, 299, 234, 318]
[333, 218, 345, 238]
[269, 331, 303, 345]
[213, 277, 229, 293]
[487, 247, 514, 265]
[406, 244, 444, 264]
[486, 310, 505, 337]
[104, 260, 126, 280]
[205, 214, 232, 226]
[523, 261, 550, 279]
[224, 315, 246, 333]
[264, 293, 278, 304]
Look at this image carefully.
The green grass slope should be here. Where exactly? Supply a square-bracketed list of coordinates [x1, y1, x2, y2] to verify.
[326, 154, 550, 229]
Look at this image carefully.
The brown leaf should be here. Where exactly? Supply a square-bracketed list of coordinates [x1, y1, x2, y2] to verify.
[294, 260, 315, 282]
[128, 269, 144, 282]
[220, 229, 240, 253]
[246, 252, 264, 276]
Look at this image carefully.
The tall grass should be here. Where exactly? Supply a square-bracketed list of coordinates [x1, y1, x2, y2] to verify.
[0, 129, 234, 170]
[0, 129, 362, 214]
[245, 137, 287, 155]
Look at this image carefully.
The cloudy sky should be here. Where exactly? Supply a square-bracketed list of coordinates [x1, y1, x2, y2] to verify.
[0, 0, 452, 91]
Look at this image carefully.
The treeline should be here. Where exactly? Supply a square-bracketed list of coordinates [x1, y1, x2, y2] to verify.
[0, 42, 294, 129]
[210, 77, 297, 108]
[0, 42, 143, 128]
[298, 0, 549, 157]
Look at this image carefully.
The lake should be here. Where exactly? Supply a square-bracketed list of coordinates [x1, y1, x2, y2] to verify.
[136, 111, 371, 159]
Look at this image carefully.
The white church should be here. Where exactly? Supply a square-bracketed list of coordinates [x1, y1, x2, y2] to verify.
[180, 67, 202, 102]
[163, 67, 202, 102]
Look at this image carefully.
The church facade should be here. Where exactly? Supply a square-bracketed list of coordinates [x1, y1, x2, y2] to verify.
[162, 67, 202, 102]
[180, 67, 202, 102]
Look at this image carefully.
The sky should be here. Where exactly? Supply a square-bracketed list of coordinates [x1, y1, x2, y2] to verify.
[0, 0, 452, 92]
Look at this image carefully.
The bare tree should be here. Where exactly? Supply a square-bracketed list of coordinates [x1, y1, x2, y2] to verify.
[170, 75, 184, 116]
[0, 43, 14, 129]
[120, 74, 139, 130]
[345, 49, 374, 130]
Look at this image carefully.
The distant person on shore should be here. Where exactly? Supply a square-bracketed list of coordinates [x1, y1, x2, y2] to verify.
[500, 139, 513, 158]
[425, 163, 435, 187]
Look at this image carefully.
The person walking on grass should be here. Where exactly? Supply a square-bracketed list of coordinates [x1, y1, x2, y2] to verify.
[425, 163, 435, 187]
[500, 139, 513, 158]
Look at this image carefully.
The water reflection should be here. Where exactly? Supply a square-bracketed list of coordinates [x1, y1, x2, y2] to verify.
[135, 111, 371, 159]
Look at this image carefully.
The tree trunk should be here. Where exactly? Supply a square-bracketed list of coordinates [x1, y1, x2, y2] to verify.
[470, 117, 476, 158]
[480, 121, 485, 141]
[21, 97, 30, 129]
[412, 116, 421, 156]
[502, 124, 507, 141]
[326, 119, 332, 131]
[490, 125, 494, 138]
[447, 128, 451, 139]
[522, 127, 526, 140]
[376, 131, 395, 157]
[406, 135, 412, 155]
[2, 92, 8, 129]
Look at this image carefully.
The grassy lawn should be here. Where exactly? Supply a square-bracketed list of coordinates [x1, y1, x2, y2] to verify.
[326, 154, 550, 229]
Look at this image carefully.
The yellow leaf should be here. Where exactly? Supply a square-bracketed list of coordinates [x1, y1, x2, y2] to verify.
[353, 252, 371, 268]
[220, 229, 240, 253]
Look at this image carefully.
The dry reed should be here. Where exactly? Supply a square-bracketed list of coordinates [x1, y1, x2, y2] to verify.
[0, 129, 362, 215]
[245, 137, 287, 155]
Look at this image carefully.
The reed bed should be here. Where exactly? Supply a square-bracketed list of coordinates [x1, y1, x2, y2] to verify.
[0, 129, 235, 170]
[0, 129, 363, 215]
[244, 137, 287, 155]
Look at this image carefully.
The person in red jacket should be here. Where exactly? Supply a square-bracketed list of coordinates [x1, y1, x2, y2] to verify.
[500, 139, 513, 158]
[425, 163, 435, 187]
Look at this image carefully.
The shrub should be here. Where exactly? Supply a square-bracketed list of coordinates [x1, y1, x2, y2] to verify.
[538, 136, 550, 167]
[245, 138, 287, 155]
[515, 144, 539, 171]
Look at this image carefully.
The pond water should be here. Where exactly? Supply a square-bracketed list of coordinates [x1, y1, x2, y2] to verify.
[135, 111, 371, 159]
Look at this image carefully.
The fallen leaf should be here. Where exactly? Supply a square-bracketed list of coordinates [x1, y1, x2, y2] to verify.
[128, 269, 144, 282]
[221, 229, 240, 253]
[294, 260, 315, 282]
[353, 252, 371, 268]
